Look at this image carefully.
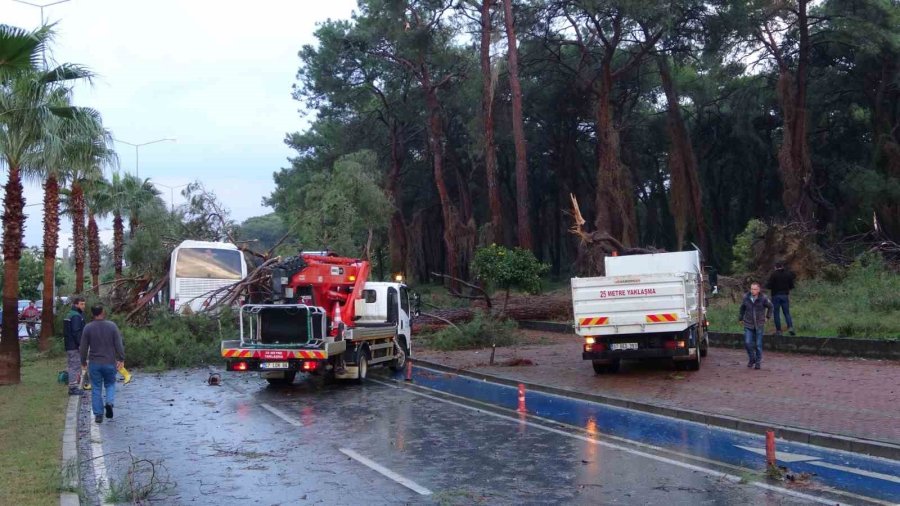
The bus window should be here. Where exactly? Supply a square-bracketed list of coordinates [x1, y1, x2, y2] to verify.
[175, 248, 243, 280]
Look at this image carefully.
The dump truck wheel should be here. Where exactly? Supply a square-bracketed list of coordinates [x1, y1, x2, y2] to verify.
[356, 353, 369, 383]
[389, 339, 409, 372]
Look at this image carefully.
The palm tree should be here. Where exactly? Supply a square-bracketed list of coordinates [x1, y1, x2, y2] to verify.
[0, 24, 48, 77]
[104, 172, 131, 278]
[85, 178, 112, 294]
[64, 124, 114, 295]
[0, 61, 93, 384]
[124, 174, 161, 238]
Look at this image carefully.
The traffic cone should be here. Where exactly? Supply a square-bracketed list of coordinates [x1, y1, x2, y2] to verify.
[765, 430, 776, 467]
[517, 383, 526, 413]
[331, 302, 343, 336]
[405, 360, 413, 381]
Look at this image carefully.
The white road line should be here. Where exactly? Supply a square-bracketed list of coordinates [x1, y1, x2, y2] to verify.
[260, 403, 303, 427]
[339, 448, 433, 496]
[89, 408, 113, 506]
[811, 462, 900, 485]
[369, 379, 852, 506]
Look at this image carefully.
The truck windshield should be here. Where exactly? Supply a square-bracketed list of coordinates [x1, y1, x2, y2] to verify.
[175, 248, 243, 280]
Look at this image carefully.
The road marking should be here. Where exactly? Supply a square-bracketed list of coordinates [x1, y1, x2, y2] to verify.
[260, 403, 303, 427]
[369, 379, 855, 506]
[736, 445, 820, 463]
[89, 406, 113, 506]
[339, 448, 432, 496]
[736, 445, 900, 484]
[810, 462, 900, 485]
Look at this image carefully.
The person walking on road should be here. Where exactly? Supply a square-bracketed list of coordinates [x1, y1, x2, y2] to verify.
[79, 304, 126, 424]
[739, 282, 773, 370]
[765, 260, 797, 336]
[63, 297, 86, 395]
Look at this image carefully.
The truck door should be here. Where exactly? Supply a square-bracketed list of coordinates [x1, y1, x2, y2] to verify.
[398, 286, 411, 351]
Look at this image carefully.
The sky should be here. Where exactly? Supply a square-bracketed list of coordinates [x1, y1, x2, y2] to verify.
[2, 0, 357, 249]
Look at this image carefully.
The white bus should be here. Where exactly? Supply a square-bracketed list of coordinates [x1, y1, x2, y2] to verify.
[169, 240, 248, 313]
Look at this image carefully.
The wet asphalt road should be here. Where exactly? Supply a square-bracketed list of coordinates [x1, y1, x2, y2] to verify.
[80, 368, 820, 505]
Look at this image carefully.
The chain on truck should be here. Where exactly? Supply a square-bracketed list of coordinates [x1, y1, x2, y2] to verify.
[572, 250, 714, 374]
[221, 252, 419, 385]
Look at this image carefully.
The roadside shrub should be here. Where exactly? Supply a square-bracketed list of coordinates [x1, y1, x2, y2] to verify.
[427, 313, 517, 351]
[820, 264, 847, 284]
[112, 308, 237, 370]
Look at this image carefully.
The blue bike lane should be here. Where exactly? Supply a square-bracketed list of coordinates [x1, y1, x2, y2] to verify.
[398, 365, 900, 504]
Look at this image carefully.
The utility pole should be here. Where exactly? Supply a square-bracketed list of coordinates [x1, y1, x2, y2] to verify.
[12, 0, 72, 67]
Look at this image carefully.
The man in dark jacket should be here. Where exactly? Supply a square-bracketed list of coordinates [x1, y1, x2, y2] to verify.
[765, 261, 796, 336]
[738, 282, 773, 370]
[63, 297, 86, 395]
[80, 304, 126, 424]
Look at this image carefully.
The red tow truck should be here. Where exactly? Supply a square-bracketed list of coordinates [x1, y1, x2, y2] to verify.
[221, 253, 416, 384]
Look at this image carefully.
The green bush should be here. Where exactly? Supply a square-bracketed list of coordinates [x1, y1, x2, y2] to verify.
[427, 313, 518, 351]
[110, 308, 237, 370]
[731, 219, 767, 274]
[472, 244, 549, 310]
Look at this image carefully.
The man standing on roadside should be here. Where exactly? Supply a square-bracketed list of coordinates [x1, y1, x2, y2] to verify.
[80, 304, 126, 424]
[63, 297, 86, 395]
[739, 282, 773, 370]
[765, 260, 797, 336]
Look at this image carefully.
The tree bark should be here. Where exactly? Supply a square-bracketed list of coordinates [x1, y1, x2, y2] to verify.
[481, 0, 503, 243]
[39, 175, 60, 350]
[502, 0, 532, 250]
[88, 212, 101, 294]
[422, 82, 461, 288]
[657, 56, 707, 253]
[0, 165, 25, 385]
[113, 212, 125, 279]
[72, 181, 86, 294]
[386, 121, 410, 277]
[594, 69, 637, 246]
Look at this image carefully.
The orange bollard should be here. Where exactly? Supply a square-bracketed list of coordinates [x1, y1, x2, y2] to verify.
[405, 360, 413, 382]
[517, 383, 526, 413]
[765, 430, 776, 467]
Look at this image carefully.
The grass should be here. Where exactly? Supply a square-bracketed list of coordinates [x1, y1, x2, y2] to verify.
[708, 256, 900, 339]
[0, 340, 70, 506]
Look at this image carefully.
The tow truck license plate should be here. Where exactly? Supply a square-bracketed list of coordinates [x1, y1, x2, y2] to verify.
[260, 362, 290, 370]
[611, 343, 639, 351]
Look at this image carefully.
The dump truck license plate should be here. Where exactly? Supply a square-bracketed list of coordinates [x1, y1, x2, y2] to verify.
[260, 362, 290, 369]
[611, 343, 638, 351]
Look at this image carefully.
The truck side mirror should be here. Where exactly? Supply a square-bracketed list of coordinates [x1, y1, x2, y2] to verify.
[413, 292, 421, 318]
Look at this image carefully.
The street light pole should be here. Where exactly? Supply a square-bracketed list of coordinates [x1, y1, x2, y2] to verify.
[113, 138, 176, 178]
[12, 0, 73, 67]
[153, 182, 189, 212]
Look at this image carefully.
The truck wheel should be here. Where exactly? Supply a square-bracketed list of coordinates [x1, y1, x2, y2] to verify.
[700, 335, 709, 358]
[356, 353, 369, 382]
[266, 372, 296, 386]
[389, 339, 409, 372]
[686, 351, 701, 371]
[592, 360, 620, 374]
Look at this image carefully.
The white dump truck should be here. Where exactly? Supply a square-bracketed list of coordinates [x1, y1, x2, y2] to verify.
[572, 250, 709, 374]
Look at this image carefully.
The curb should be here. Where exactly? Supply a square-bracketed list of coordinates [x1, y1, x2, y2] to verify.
[517, 320, 900, 360]
[412, 358, 900, 461]
[60, 393, 80, 506]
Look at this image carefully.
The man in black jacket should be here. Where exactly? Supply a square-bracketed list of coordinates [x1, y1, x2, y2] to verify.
[765, 261, 797, 336]
[63, 297, 86, 395]
[739, 282, 773, 370]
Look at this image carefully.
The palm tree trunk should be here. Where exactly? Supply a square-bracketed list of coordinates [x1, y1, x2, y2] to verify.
[113, 212, 124, 279]
[502, 0, 532, 250]
[88, 212, 101, 294]
[39, 175, 61, 350]
[72, 181, 86, 294]
[0, 164, 25, 385]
